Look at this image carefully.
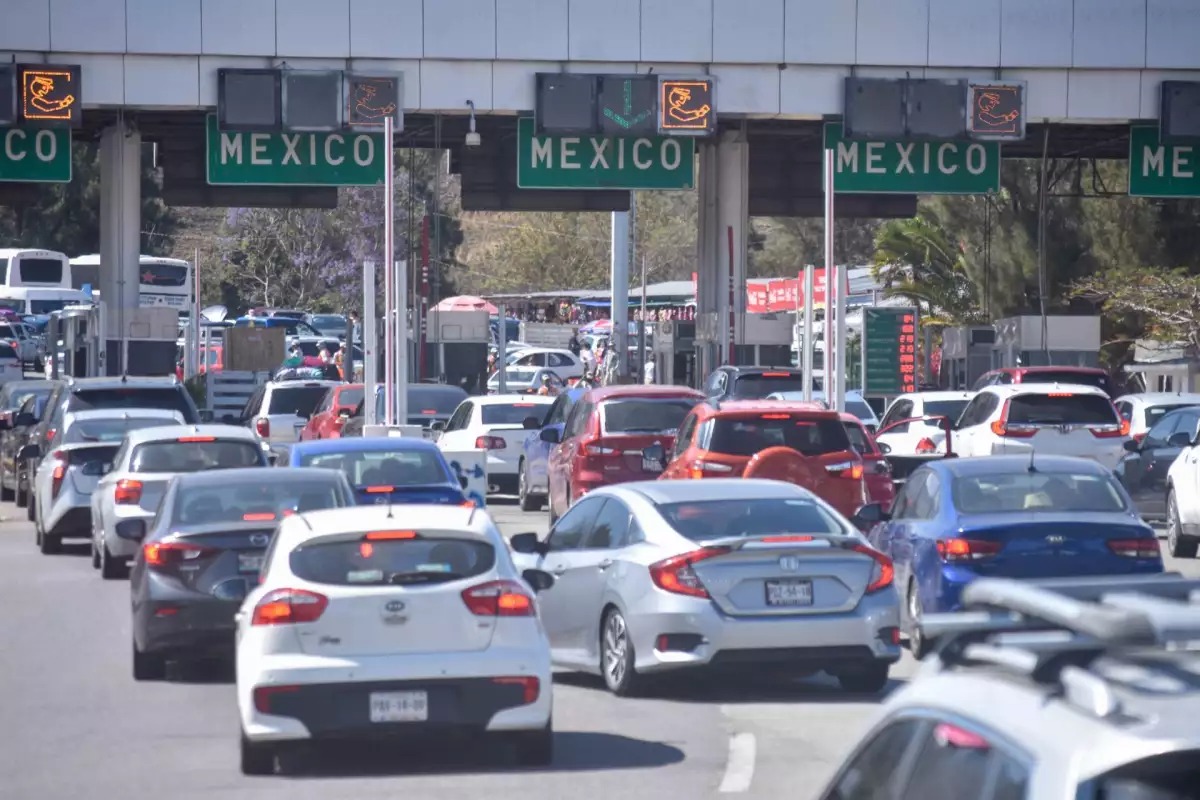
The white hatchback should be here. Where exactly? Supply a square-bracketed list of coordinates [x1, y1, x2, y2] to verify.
[234, 505, 555, 775]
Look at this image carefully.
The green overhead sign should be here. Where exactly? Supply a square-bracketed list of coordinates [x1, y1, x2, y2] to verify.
[1128, 124, 1200, 198]
[516, 117, 694, 190]
[204, 113, 385, 186]
[823, 123, 1000, 194]
[0, 127, 72, 183]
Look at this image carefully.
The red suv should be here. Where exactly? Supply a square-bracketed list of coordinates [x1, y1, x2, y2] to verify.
[545, 384, 704, 521]
[839, 412, 894, 507]
[299, 384, 365, 440]
[973, 366, 1115, 397]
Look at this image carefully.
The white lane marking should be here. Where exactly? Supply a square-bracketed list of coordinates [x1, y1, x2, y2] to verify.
[718, 732, 757, 793]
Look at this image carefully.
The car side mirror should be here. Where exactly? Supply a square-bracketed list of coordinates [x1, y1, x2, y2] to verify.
[522, 415, 541, 430]
[430, 420, 446, 432]
[14, 412, 35, 427]
[18, 443, 40, 461]
[522, 568, 555, 593]
[1123, 438, 1141, 452]
[114, 518, 146, 542]
[459, 475, 469, 489]
[510, 531, 546, 555]
[539, 427, 561, 444]
[877, 442, 892, 455]
[851, 503, 889, 531]
[198, 409, 215, 423]
[1168, 432, 1192, 449]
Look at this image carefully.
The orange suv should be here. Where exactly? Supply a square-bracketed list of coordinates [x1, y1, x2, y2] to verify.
[653, 401, 868, 519]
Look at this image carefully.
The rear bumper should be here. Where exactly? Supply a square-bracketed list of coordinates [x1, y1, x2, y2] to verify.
[929, 561, 1165, 613]
[47, 501, 91, 537]
[135, 593, 241, 655]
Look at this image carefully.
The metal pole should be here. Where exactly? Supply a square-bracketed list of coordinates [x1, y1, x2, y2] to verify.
[184, 247, 199, 380]
[823, 147, 836, 406]
[611, 206, 631, 381]
[639, 255, 648, 383]
[497, 303, 508, 394]
[396, 259, 409, 424]
[363, 260, 378, 427]
[383, 115, 395, 425]
[802, 265, 814, 401]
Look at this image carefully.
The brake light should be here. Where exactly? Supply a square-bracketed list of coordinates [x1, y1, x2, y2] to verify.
[915, 437, 937, 453]
[251, 588, 329, 625]
[177, 436, 215, 443]
[365, 530, 419, 540]
[760, 413, 791, 420]
[364, 485, 395, 494]
[491, 676, 540, 704]
[49, 450, 67, 498]
[255, 418, 270, 437]
[825, 460, 864, 480]
[242, 513, 276, 521]
[688, 460, 734, 479]
[1047, 392, 1074, 398]
[760, 535, 815, 543]
[143, 541, 215, 570]
[461, 580, 536, 616]
[934, 723, 990, 750]
[474, 435, 506, 450]
[45, 428, 56, 441]
[1090, 418, 1130, 439]
[114, 478, 142, 504]
[990, 399, 1037, 438]
[761, 372, 791, 377]
[1107, 538, 1160, 559]
[936, 538, 1003, 562]
[253, 685, 300, 714]
[847, 543, 894, 593]
[421, 408, 437, 415]
[649, 547, 730, 598]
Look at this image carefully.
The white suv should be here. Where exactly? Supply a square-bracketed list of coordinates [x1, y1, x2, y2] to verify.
[950, 384, 1128, 469]
[1164, 423, 1200, 558]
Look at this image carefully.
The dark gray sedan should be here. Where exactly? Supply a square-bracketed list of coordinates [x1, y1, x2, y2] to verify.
[119, 467, 356, 681]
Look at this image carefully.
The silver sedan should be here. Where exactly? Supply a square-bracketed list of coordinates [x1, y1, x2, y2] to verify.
[510, 478, 902, 696]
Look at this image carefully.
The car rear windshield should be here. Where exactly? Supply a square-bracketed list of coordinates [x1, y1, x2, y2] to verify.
[131, 440, 264, 472]
[68, 387, 196, 422]
[708, 414, 852, 457]
[300, 449, 448, 487]
[172, 477, 344, 525]
[601, 398, 696, 434]
[659, 498, 848, 542]
[65, 444, 120, 468]
[309, 315, 345, 328]
[494, 368, 537, 384]
[845, 399, 876, 422]
[289, 535, 496, 586]
[409, 387, 467, 416]
[1145, 403, 1200, 429]
[0, 344, 17, 359]
[333, 387, 364, 409]
[267, 386, 329, 417]
[843, 422, 878, 455]
[732, 373, 808, 399]
[923, 400, 970, 422]
[1020, 370, 1112, 394]
[63, 417, 175, 444]
[481, 402, 547, 426]
[1092, 751, 1200, 800]
[952, 471, 1127, 514]
[1007, 393, 1118, 425]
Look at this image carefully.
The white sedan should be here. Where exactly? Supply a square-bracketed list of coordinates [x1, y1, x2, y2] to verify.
[437, 395, 554, 495]
[235, 504, 555, 775]
[875, 390, 974, 455]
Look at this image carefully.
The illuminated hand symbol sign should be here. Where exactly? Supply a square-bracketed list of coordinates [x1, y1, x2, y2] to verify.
[28, 76, 75, 114]
[353, 82, 397, 120]
[975, 92, 1018, 127]
[666, 86, 710, 123]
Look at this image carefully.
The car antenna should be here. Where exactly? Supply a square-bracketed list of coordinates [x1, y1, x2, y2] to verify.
[386, 501, 393, 519]
[1028, 446, 1037, 473]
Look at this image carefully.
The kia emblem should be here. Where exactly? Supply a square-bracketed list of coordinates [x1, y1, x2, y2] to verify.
[385, 600, 406, 613]
[249, 534, 269, 547]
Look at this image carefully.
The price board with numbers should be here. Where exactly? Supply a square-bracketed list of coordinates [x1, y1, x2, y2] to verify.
[863, 307, 919, 395]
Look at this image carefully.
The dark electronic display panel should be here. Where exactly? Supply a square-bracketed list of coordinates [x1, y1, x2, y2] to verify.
[1161, 81, 1200, 143]
[844, 78, 905, 140]
[536, 73, 596, 134]
[0, 65, 15, 126]
[906, 79, 967, 140]
[597, 75, 657, 136]
[345, 74, 401, 128]
[967, 83, 1025, 141]
[218, 69, 281, 131]
[283, 71, 342, 131]
[18, 64, 82, 127]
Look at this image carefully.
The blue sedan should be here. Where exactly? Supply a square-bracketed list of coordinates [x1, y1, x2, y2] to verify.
[517, 387, 585, 512]
[284, 438, 471, 507]
[853, 455, 1163, 658]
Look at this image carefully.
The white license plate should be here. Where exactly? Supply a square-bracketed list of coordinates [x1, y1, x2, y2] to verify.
[369, 691, 428, 723]
[237, 553, 265, 573]
[641, 456, 663, 472]
[765, 579, 813, 606]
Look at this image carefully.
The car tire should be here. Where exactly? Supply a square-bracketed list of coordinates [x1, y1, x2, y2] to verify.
[513, 721, 553, 767]
[132, 639, 166, 681]
[836, 662, 890, 694]
[91, 538, 101, 569]
[26, 489, 35, 521]
[15, 472, 27, 508]
[101, 540, 129, 580]
[906, 582, 932, 659]
[0, 482, 12, 502]
[518, 460, 541, 512]
[1167, 491, 1199, 559]
[601, 608, 644, 696]
[240, 733, 276, 776]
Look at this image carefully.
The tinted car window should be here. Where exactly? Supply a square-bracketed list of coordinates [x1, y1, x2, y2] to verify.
[0, 344, 19, 359]
[173, 478, 344, 525]
[292, 535, 495, 586]
[1020, 370, 1112, 395]
[547, 497, 602, 551]
[825, 719, 923, 800]
[732, 373, 807, 398]
[300, 449, 447, 487]
[481, 402, 549, 426]
[68, 387, 197, 423]
[708, 414, 851, 457]
[332, 387, 364, 409]
[844, 422, 878, 455]
[952, 471, 1127, 514]
[131, 440, 264, 472]
[584, 499, 631, 549]
[63, 417, 175, 444]
[1093, 750, 1200, 800]
[267, 386, 330, 417]
[1145, 403, 1200, 430]
[846, 399, 876, 422]
[409, 386, 468, 416]
[659, 498, 849, 542]
[601, 398, 696, 434]
[923, 400, 970, 423]
[1007, 393, 1118, 425]
[899, 723, 997, 800]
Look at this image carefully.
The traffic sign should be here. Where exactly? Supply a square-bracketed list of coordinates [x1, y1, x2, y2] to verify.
[968, 82, 1025, 141]
[823, 122, 1000, 194]
[1128, 124, 1200, 198]
[598, 76, 656, 136]
[515, 117, 694, 190]
[18, 64, 82, 128]
[345, 73, 402, 130]
[658, 78, 715, 136]
[0, 128, 72, 183]
[863, 307, 918, 395]
[204, 114, 384, 186]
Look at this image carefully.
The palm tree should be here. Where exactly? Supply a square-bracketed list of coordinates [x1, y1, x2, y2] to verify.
[871, 215, 985, 325]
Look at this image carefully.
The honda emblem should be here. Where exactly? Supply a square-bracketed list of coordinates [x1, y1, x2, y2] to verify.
[1059, 424, 1073, 434]
[779, 556, 801, 572]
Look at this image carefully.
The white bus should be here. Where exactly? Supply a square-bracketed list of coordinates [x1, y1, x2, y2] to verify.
[70, 254, 193, 309]
[0, 286, 92, 316]
[0, 248, 73, 289]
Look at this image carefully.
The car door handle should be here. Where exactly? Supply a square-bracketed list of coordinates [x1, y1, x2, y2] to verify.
[598, 559, 613, 570]
[550, 565, 567, 576]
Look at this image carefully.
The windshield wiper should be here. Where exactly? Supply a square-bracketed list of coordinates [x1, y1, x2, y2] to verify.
[386, 571, 463, 585]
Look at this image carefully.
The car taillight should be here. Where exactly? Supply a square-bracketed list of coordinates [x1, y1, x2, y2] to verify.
[461, 580, 535, 616]
[825, 460, 864, 480]
[915, 437, 937, 453]
[583, 438, 618, 456]
[845, 543, 894, 593]
[253, 684, 300, 714]
[114, 478, 142, 504]
[49, 450, 67, 498]
[251, 588, 329, 625]
[491, 676, 540, 704]
[474, 435, 506, 450]
[687, 460, 734, 479]
[936, 538, 1003, 562]
[143, 541, 216, 570]
[1090, 419, 1130, 439]
[1107, 538, 1160, 559]
[255, 418, 270, 437]
[648, 547, 730, 598]
[990, 399, 1037, 438]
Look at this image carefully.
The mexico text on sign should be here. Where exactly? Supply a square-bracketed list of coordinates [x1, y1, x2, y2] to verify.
[823, 123, 1000, 194]
[1128, 124, 1200, 198]
[0, 127, 72, 183]
[516, 117, 694, 190]
[205, 113, 385, 186]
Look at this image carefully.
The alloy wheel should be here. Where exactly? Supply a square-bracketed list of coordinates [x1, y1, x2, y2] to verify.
[602, 612, 628, 689]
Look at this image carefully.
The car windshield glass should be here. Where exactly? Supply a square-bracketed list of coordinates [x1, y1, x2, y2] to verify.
[923, 400, 969, 422]
[952, 471, 1128, 513]
[1145, 404, 1200, 429]
[659, 498, 849, 542]
[481, 402, 548, 426]
[1093, 751, 1200, 800]
[300, 449, 448, 487]
[290, 535, 496, 585]
[708, 414, 851, 457]
[493, 368, 537, 383]
[267, 386, 329, 417]
[846, 399, 876, 421]
[843, 422, 877, 455]
[601, 398, 696, 434]
[68, 387, 195, 422]
[309, 315, 345, 328]
[172, 478, 343, 525]
[334, 387, 364, 409]
[1008, 394, 1118, 425]
[409, 387, 467, 415]
[7, 388, 49, 410]
[1021, 370, 1111, 394]
[64, 417, 175, 444]
[732, 373, 808, 398]
[131, 440, 264, 473]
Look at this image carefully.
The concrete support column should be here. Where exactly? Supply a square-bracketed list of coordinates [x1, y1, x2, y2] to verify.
[99, 122, 142, 375]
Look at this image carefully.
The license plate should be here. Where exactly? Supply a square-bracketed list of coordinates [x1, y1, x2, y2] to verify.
[765, 579, 813, 607]
[237, 553, 265, 573]
[641, 456, 663, 472]
[369, 691, 428, 722]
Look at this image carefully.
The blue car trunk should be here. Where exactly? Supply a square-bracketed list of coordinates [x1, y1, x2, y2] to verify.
[353, 483, 466, 506]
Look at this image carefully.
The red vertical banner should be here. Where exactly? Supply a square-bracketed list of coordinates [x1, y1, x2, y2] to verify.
[727, 226, 736, 365]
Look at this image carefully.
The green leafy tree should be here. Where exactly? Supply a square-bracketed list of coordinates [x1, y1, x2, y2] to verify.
[872, 214, 985, 324]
